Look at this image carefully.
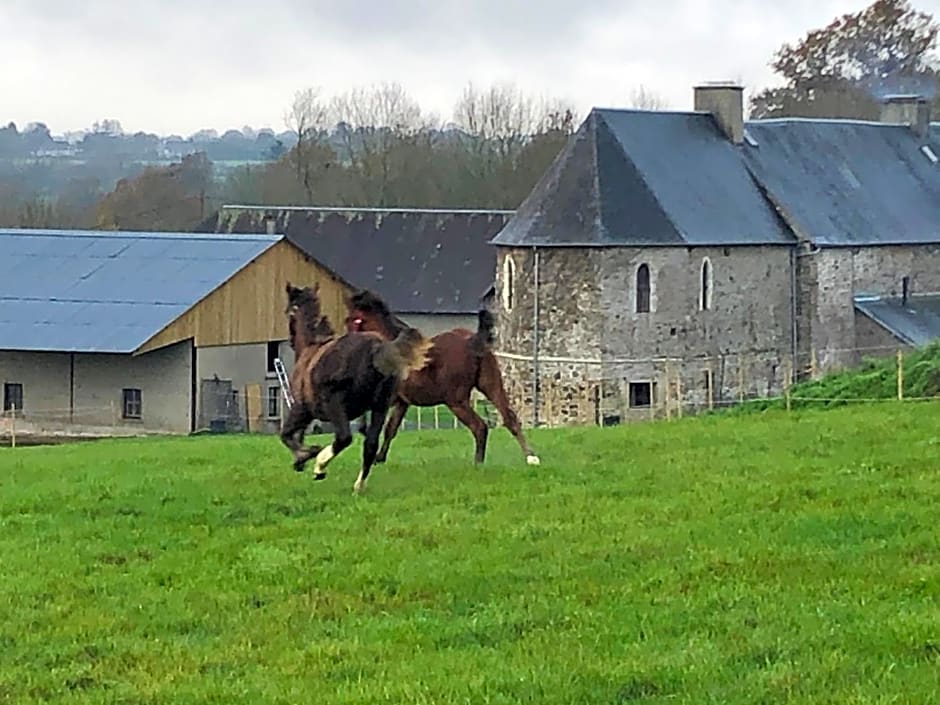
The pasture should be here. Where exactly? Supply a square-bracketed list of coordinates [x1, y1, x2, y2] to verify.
[0, 404, 938, 704]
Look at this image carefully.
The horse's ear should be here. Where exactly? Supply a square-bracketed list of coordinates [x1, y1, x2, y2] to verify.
[285, 281, 294, 296]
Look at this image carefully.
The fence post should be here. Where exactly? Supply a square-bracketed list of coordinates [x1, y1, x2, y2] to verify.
[785, 357, 793, 413]
[665, 362, 673, 421]
[810, 348, 818, 379]
[10, 404, 15, 449]
[111, 400, 117, 434]
[706, 364, 714, 411]
[417, 406, 422, 430]
[737, 357, 745, 403]
[897, 349, 904, 401]
[675, 366, 683, 418]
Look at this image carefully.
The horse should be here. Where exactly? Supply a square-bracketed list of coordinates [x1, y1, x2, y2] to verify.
[280, 282, 432, 494]
[344, 289, 540, 467]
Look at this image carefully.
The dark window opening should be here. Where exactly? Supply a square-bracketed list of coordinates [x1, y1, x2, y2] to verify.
[629, 382, 652, 408]
[636, 264, 651, 313]
[3, 383, 23, 412]
[122, 388, 142, 419]
[267, 386, 280, 418]
[266, 341, 280, 374]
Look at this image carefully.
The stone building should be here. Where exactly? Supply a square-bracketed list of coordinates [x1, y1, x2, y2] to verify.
[491, 83, 940, 426]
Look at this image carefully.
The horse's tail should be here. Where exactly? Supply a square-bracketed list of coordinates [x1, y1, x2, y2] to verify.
[374, 326, 433, 379]
[469, 309, 495, 356]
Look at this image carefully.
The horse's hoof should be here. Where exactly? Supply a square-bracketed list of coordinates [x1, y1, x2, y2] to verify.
[312, 472, 327, 481]
[526, 455, 541, 466]
[293, 462, 306, 473]
[353, 480, 366, 494]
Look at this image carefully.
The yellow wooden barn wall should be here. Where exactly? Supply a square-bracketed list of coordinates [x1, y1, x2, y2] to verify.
[136, 240, 352, 354]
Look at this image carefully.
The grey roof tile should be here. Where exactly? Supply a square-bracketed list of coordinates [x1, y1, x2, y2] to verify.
[0, 228, 280, 353]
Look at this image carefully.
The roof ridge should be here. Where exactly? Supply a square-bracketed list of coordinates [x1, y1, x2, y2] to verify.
[0, 228, 281, 242]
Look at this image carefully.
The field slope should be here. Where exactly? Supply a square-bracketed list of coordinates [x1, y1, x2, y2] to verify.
[0, 404, 938, 704]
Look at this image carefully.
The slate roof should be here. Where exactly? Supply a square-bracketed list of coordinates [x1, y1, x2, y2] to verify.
[212, 206, 512, 314]
[0, 228, 280, 353]
[854, 294, 940, 347]
[741, 119, 940, 246]
[492, 108, 940, 248]
[491, 109, 795, 247]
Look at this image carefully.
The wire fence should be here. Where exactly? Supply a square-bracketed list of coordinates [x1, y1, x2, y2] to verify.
[493, 342, 940, 428]
[2, 342, 937, 446]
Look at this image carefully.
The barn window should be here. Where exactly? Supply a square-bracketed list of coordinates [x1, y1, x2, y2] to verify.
[267, 386, 280, 419]
[3, 383, 23, 412]
[266, 341, 280, 375]
[502, 255, 516, 312]
[700, 257, 713, 311]
[635, 263, 651, 313]
[122, 388, 142, 420]
[629, 382, 652, 408]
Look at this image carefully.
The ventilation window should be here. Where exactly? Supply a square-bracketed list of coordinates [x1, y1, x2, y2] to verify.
[700, 257, 713, 311]
[629, 382, 652, 408]
[122, 388, 142, 420]
[921, 145, 938, 164]
[267, 386, 280, 419]
[3, 383, 23, 412]
[635, 263, 651, 313]
[502, 256, 516, 312]
[266, 340, 280, 374]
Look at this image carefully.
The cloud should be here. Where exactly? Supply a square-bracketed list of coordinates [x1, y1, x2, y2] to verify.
[0, 0, 889, 135]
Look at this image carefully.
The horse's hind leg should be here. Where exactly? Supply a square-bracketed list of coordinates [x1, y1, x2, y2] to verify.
[476, 352, 540, 465]
[375, 398, 408, 464]
[310, 401, 352, 481]
[448, 399, 489, 464]
[280, 404, 320, 472]
[355, 407, 388, 494]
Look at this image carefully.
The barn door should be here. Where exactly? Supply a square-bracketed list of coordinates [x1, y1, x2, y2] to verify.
[199, 378, 241, 432]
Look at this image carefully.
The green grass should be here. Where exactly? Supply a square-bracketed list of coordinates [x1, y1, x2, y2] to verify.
[0, 404, 938, 704]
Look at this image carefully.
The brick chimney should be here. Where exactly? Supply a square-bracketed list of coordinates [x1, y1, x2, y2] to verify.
[880, 94, 930, 138]
[694, 82, 744, 145]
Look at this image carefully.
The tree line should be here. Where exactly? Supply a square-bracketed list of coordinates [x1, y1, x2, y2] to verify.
[2, 0, 937, 233]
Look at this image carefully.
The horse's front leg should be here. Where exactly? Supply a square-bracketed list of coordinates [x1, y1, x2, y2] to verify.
[280, 403, 320, 472]
[311, 401, 352, 481]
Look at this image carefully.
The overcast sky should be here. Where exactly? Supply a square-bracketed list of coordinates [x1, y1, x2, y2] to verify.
[3, 0, 939, 136]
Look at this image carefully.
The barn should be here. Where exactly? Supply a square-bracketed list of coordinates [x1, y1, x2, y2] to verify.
[0, 228, 352, 438]
[205, 206, 512, 336]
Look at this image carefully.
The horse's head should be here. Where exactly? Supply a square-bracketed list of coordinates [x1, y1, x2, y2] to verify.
[285, 281, 334, 351]
[344, 289, 401, 340]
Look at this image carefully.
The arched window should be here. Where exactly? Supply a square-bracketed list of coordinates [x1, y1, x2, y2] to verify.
[635, 263, 651, 313]
[502, 255, 516, 312]
[700, 257, 713, 311]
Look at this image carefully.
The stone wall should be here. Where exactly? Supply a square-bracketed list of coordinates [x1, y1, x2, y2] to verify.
[494, 244, 795, 427]
[799, 245, 940, 374]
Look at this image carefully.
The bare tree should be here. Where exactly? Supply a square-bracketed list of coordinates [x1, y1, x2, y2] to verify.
[627, 85, 669, 110]
[283, 86, 331, 203]
[330, 82, 433, 205]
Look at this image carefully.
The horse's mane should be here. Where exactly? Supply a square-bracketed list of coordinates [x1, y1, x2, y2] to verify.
[287, 282, 335, 348]
[348, 289, 405, 334]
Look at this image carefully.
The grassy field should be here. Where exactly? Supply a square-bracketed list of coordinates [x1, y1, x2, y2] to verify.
[0, 404, 938, 704]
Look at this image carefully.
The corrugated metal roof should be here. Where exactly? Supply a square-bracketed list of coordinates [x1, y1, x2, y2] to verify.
[854, 294, 940, 347]
[0, 228, 280, 353]
[741, 119, 940, 246]
[213, 208, 509, 314]
[491, 109, 795, 247]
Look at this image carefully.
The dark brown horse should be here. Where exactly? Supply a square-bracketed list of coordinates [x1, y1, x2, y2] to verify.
[280, 282, 432, 494]
[344, 290, 539, 467]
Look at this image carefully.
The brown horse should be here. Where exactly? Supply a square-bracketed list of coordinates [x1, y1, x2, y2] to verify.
[344, 290, 539, 467]
[280, 282, 432, 494]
